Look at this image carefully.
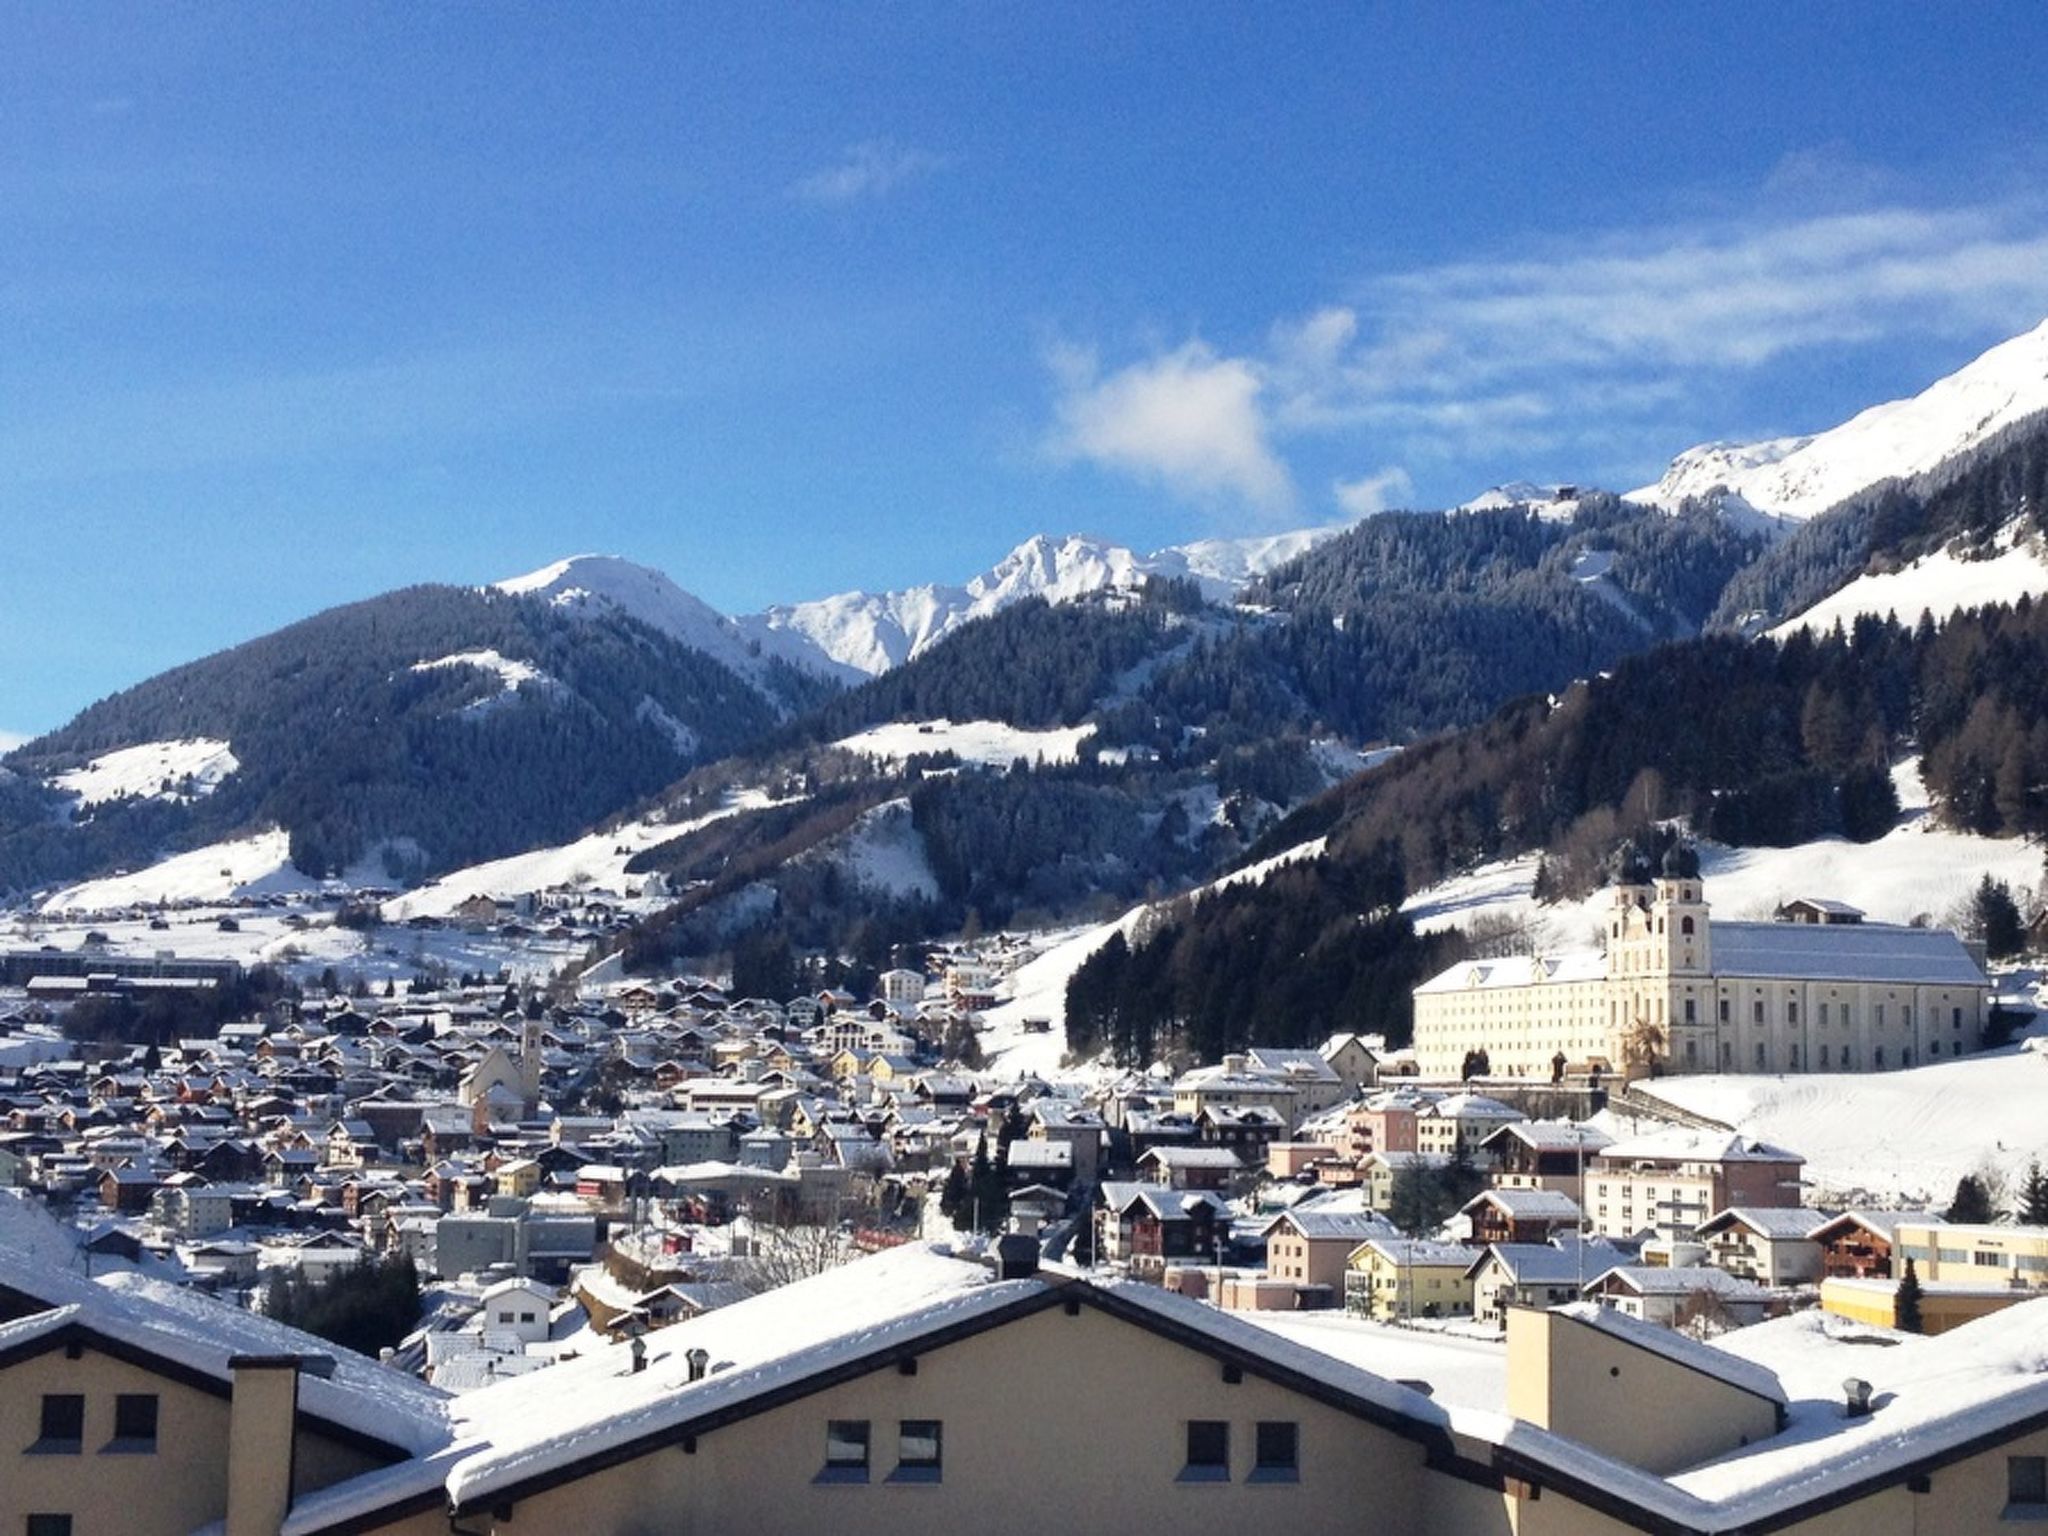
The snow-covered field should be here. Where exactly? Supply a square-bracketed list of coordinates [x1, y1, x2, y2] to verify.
[1403, 760, 2039, 952]
[8, 901, 588, 987]
[1633, 1034, 2048, 1206]
[831, 718, 1096, 769]
[1775, 521, 2048, 637]
[41, 829, 332, 911]
[411, 649, 563, 713]
[51, 737, 238, 809]
[383, 792, 780, 921]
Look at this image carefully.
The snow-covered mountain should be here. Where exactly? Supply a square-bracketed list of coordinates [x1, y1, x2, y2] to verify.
[739, 523, 1351, 678]
[1632, 318, 2048, 521]
[494, 555, 859, 687]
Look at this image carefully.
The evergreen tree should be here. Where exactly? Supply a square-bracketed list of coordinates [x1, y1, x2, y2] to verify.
[1894, 1257, 1925, 1334]
[938, 1160, 969, 1225]
[1970, 874, 2026, 961]
[2020, 1161, 2048, 1227]
[1946, 1173, 1996, 1224]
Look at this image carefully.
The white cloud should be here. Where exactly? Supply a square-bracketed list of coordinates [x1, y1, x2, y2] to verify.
[793, 141, 948, 205]
[1333, 467, 1414, 518]
[1047, 340, 1295, 515]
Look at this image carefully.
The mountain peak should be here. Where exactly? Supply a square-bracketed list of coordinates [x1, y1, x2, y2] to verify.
[1633, 316, 2048, 521]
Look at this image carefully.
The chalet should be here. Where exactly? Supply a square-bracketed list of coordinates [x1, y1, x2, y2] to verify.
[1811, 1208, 1943, 1280]
[1479, 1119, 1612, 1203]
[1459, 1187, 1583, 1248]
[1582, 1264, 1771, 1328]
[1694, 1207, 1829, 1286]
[1098, 1182, 1228, 1277]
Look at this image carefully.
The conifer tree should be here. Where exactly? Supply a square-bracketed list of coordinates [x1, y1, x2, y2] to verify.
[1946, 1173, 1995, 1225]
[2020, 1161, 2048, 1227]
[1894, 1257, 1925, 1334]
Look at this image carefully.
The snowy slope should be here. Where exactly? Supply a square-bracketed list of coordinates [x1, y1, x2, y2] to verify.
[1773, 520, 2048, 636]
[494, 555, 857, 686]
[41, 828, 333, 910]
[1633, 1044, 2048, 1205]
[831, 718, 1096, 770]
[1402, 759, 2039, 951]
[51, 738, 238, 809]
[383, 790, 781, 920]
[1632, 318, 2048, 521]
[743, 524, 1353, 678]
[976, 836, 1330, 1077]
[1456, 481, 1589, 522]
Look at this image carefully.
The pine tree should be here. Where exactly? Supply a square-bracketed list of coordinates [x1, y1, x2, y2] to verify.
[938, 1161, 969, 1226]
[1946, 1173, 1996, 1224]
[2020, 1161, 2048, 1227]
[1894, 1257, 1925, 1334]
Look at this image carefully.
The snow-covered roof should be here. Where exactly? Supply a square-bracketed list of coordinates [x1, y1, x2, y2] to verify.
[1550, 1301, 1786, 1406]
[1696, 1206, 1831, 1241]
[1710, 920, 1987, 987]
[1464, 1187, 1583, 1220]
[1587, 1264, 1767, 1298]
[1265, 1208, 1396, 1243]
[1594, 1128, 1804, 1167]
[1415, 950, 1606, 994]
[0, 1252, 449, 1456]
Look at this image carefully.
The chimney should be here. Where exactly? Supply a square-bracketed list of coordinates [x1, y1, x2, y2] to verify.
[993, 1232, 1039, 1280]
[226, 1355, 305, 1536]
[1843, 1377, 1874, 1417]
[686, 1347, 710, 1382]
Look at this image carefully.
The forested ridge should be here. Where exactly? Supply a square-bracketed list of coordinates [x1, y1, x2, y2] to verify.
[0, 586, 813, 892]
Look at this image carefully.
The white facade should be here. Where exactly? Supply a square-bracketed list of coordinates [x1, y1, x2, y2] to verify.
[1413, 873, 1990, 1079]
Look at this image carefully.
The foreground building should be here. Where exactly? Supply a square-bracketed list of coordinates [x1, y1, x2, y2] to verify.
[10, 1203, 2048, 1534]
[1413, 855, 1991, 1079]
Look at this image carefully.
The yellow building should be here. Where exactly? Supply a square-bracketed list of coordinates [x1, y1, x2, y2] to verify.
[16, 1219, 2048, 1535]
[1344, 1238, 1477, 1322]
[1414, 861, 1990, 1080]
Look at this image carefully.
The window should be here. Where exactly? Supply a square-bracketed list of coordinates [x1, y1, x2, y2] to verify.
[1820, 1045, 1831, 1068]
[2010, 1454, 2048, 1511]
[1680, 916, 1695, 936]
[26, 1517, 73, 1536]
[1182, 1420, 1230, 1481]
[1683, 999, 1696, 1024]
[1251, 1420, 1299, 1482]
[1820, 1002, 1830, 1027]
[820, 1420, 870, 1483]
[1718, 999, 1730, 1024]
[1787, 1001, 1799, 1025]
[35, 1394, 84, 1452]
[892, 1419, 942, 1482]
[1753, 1000, 1764, 1025]
[1755, 1042, 1766, 1068]
[109, 1394, 158, 1452]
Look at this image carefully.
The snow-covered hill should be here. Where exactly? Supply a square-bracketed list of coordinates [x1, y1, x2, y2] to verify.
[742, 524, 1352, 678]
[1401, 760, 2038, 953]
[494, 555, 860, 687]
[1632, 318, 2048, 521]
[52, 738, 239, 810]
[1773, 519, 2048, 638]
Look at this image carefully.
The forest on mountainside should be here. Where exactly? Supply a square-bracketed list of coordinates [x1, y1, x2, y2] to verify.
[0, 585, 813, 891]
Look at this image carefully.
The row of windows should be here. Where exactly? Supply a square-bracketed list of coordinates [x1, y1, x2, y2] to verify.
[30, 1393, 157, 1454]
[818, 1419, 1303, 1486]
[822, 1419, 943, 1483]
[1183, 1420, 1298, 1482]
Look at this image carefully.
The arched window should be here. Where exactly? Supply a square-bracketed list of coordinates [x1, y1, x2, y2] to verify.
[1680, 916, 1695, 936]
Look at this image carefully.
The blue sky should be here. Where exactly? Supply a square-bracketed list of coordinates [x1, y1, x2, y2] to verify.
[8, 5, 2048, 740]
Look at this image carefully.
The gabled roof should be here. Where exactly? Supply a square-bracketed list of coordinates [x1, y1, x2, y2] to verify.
[1694, 1206, 1831, 1241]
[1710, 919, 1987, 987]
[1808, 1208, 1946, 1244]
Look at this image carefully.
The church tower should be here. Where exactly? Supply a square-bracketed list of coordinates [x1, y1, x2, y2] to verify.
[519, 1014, 544, 1111]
